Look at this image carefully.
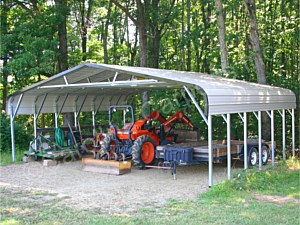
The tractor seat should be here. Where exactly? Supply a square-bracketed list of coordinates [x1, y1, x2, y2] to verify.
[122, 123, 132, 130]
[117, 123, 132, 135]
[117, 129, 130, 135]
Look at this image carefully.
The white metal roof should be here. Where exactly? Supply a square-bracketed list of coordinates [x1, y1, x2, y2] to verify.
[6, 63, 296, 116]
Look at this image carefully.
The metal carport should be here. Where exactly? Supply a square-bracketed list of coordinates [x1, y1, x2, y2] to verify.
[7, 63, 296, 187]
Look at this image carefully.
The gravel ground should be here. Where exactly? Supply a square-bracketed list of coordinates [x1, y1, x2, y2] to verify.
[0, 159, 229, 213]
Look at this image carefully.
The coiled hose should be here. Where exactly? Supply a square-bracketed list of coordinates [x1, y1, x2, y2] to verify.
[55, 127, 65, 147]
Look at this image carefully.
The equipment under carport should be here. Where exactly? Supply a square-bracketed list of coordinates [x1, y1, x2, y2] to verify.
[153, 139, 272, 179]
[23, 127, 82, 161]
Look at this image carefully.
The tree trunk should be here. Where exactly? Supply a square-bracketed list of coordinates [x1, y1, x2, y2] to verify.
[55, 0, 71, 126]
[1, 61, 8, 112]
[243, 0, 266, 84]
[215, 0, 228, 75]
[186, 0, 191, 71]
[181, 0, 185, 70]
[280, 0, 286, 77]
[103, 0, 112, 64]
[80, 0, 93, 61]
[201, 2, 211, 73]
[150, 0, 159, 68]
[136, 0, 149, 105]
[244, 0, 269, 140]
[136, 0, 148, 67]
[112, 7, 118, 64]
[1, 0, 9, 111]
[55, 0, 68, 72]
[152, 34, 161, 68]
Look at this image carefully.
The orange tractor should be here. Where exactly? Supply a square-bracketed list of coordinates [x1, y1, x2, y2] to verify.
[101, 105, 195, 167]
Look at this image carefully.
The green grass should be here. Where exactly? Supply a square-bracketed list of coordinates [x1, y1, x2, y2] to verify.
[0, 159, 299, 225]
[0, 149, 24, 166]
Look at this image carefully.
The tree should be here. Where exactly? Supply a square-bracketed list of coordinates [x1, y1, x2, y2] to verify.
[111, 0, 148, 67]
[71, 0, 94, 61]
[1, 0, 298, 147]
[215, 0, 228, 75]
[55, 0, 72, 125]
[55, 0, 69, 72]
[103, 0, 112, 64]
[243, 0, 266, 84]
[243, 0, 269, 140]
[0, 0, 9, 111]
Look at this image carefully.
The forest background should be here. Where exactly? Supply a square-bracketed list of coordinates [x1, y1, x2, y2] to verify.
[0, 0, 299, 155]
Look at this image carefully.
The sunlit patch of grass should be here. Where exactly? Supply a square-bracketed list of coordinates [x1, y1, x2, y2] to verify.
[4, 207, 19, 213]
[286, 156, 300, 170]
[0, 218, 21, 225]
[225, 158, 300, 199]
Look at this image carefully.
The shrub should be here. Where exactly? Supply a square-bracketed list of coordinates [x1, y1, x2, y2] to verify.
[0, 113, 32, 153]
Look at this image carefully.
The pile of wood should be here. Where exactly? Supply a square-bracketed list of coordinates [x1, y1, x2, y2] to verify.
[173, 129, 201, 142]
[193, 145, 239, 158]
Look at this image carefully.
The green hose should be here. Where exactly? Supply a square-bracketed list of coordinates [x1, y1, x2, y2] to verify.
[55, 127, 65, 147]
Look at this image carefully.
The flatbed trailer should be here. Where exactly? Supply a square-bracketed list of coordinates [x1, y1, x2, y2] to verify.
[154, 140, 272, 179]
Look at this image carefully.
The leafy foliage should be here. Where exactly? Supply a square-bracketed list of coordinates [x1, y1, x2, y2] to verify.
[0, 113, 31, 153]
[0, 0, 299, 151]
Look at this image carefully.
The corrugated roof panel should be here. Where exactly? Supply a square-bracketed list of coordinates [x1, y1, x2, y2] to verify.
[6, 63, 296, 116]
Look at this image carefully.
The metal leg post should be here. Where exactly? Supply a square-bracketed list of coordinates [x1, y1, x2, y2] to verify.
[271, 110, 275, 167]
[292, 109, 295, 157]
[208, 115, 213, 187]
[10, 114, 16, 162]
[34, 114, 38, 150]
[244, 112, 248, 170]
[92, 111, 96, 136]
[227, 114, 231, 179]
[282, 109, 286, 160]
[258, 111, 262, 170]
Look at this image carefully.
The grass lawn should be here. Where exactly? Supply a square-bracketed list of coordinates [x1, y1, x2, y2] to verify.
[0, 149, 24, 166]
[0, 158, 299, 225]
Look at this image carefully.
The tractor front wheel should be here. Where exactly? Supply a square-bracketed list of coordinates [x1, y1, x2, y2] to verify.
[132, 135, 156, 168]
[101, 134, 116, 154]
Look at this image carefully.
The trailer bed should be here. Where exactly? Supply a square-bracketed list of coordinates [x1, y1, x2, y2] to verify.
[156, 140, 272, 163]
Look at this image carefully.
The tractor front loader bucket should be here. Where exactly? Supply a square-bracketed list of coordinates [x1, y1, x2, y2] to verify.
[82, 158, 131, 175]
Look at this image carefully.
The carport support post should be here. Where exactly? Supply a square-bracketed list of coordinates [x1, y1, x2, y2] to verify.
[258, 111, 262, 170]
[244, 112, 248, 170]
[227, 114, 231, 179]
[282, 109, 286, 160]
[74, 112, 78, 129]
[55, 113, 58, 128]
[34, 114, 38, 149]
[271, 110, 275, 167]
[208, 115, 213, 187]
[10, 113, 16, 162]
[292, 108, 295, 157]
[9, 94, 24, 162]
[92, 111, 96, 136]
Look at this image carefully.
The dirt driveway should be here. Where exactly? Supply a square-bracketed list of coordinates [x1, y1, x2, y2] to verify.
[0, 159, 229, 213]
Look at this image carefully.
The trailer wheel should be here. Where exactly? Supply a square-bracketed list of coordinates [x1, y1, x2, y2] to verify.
[262, 146, 269, 165]
[248, 147, 258, 167]
[101, 134, 116, 153]
[132, 135, 156, 168]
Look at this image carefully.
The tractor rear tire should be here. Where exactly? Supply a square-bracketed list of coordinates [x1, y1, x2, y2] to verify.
[132, 135, 156, 168]
[101, 134, 116, 153]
